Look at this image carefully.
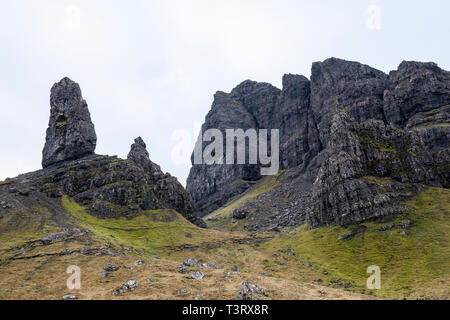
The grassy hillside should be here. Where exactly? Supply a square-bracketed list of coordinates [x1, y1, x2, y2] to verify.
[261, 187, 450, 299]
[0, 188, 448, 300]
[61, 196, 235, 256]
[0, 195, 368, 300]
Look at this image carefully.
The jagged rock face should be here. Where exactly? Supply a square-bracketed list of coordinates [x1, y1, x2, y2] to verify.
[186, 91, 261, 215]
[274, 74, 316, 169]
[230, 80, 281, 129]
[128, 137, 164, 179]
[42, 78, 97, 168]
[310, 57, 389, 147]
[187, 57, 450, 228]
[307, 112, 438, 228]
[39, 137, 206, 228]
[187, 78, 313, 216]
[9, 79, 206, 228]
[384, 61, 450, 127]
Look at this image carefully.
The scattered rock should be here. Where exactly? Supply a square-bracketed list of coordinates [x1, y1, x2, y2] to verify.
[377, 224, 396, 231]
[313, 279, 323, 285]
[62, 294, 77, 300]
[0, 200, 10, 209]
[229, 266, 241, 272]
[130, 260, 145, 270]
[233, 209, 248, 220]
[237, 282, 267, 300]
[338, 225, 367, 240]
[399, 230, 407, 237]
[178, 264, 190, 274]
[183, 258, 200, 267]
[400, 219, 414, 229]
[102, 263, 119, 278]
[40, 233, 68, 245]
[112, 280, 138, 295]
[330, 279, 353, 288]
[177, 289, 187, 295]
[319, 289, 327, 295]
[190, 271, 204, 280]
[323, 270, 329, 275]
[378, 219, 414, 232]
[202, 262, 217, 269]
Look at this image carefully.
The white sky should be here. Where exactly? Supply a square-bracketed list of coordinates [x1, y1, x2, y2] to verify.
[0, 0, 449, 185]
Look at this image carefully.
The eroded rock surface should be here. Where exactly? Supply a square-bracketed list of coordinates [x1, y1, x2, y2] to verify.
[187, 58, 450, 228]
[2, 78, 206, 228]
[42, 77, 97, 168]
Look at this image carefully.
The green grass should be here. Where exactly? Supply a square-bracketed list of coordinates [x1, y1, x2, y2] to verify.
[61, 196, 224, 256]
[55, 120, 68, 129]
[362, 176, 394, 186]
[417, 123, 450, 129]
[0, 206, 61, 249]
[261, 187, 450, 299]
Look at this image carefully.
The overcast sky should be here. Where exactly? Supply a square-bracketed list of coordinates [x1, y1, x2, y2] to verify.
[0, 0, 449, 185]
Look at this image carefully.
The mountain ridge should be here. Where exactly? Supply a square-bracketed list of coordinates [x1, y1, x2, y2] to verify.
[1, 77, 206, 228]
[187, 57, 449, 231]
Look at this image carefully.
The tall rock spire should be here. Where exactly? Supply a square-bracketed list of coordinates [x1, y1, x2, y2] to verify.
[42, 77, 97, 168]
[127, 137, 164, 179]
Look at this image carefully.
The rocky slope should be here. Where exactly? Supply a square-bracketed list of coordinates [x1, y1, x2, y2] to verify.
[187, 58, 450, 229]
[0, 78, 206, 228]
[0, 67, 448, 301]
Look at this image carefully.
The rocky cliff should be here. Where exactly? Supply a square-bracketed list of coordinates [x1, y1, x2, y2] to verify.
[187, 58, 450, 229]
[1, 78, 206, 228]
[42, 77, 97, 168]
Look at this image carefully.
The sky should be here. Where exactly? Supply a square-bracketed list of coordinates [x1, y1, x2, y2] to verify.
[0, 0, 449, 186]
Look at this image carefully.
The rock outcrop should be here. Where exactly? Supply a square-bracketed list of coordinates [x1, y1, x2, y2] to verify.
[187, 58, 450, 228]
[307, 111, 438, 228]
[42, 77, 97, 168]
[187, 77, 314, 216]
[128, 137, 164, 179]
[384, 61, 450, 127]
[3, 78, 206, 228]
[310, 57, 388, 147]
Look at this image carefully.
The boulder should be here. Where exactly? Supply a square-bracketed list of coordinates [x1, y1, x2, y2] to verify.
[237, 282, 267, 300]
[190, 271, 204, 280]
[112, 280, 138, 295]
[232, 209, 248, 220]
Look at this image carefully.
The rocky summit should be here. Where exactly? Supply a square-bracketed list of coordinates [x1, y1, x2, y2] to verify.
[187, 58, 450, 230]
[42, 77, 97, 168]
[1, 78, 205, 228]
